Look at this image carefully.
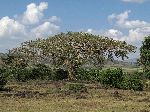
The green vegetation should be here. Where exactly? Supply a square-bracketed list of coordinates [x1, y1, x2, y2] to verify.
[139, 36, 150, 72]
[0, 33, 150, 112]
[121, 72, 144, 91]
[0, 65, 146, 91]
[0, 67, 8, 90]
[9, 32, 136, 80]
[100, 68, 123, 88]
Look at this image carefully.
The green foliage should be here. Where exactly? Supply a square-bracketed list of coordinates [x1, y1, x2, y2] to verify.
[65, 83, 88, 93]
[13, 64, 52, 82]
[100, 68, 123, 88]
[1, 52, 28, 69]
[144, 71, 150, 79]
[9, 32, 136, 80]
[76, 68, 124, 88]
[31, 64, 52, 80]
[76, 68, 144, 91]
[121, 72, 144, 91]
[140, 36, 150, 72]
[0, 67, 8, 90]
[53, 68, 68, 80]
[76, 68, 101, 81]
[14, 68, 32, 82]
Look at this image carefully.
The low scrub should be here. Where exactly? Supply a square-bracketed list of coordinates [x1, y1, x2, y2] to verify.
[0, 63, 145, 91]
[76, 68, 124, 88]
[31, 64, 52, 80]
[76, 68, 144, 91]
[65, 83, 88, 93]
[100, 68, 123, 88]
[76, 68, 100, 81]
[0, 67, 8, 90]
[13, 64, 52, 82]
[121, 72, 144, 91]
[144, 71, 150, 79]
[52, 68, 68, 80]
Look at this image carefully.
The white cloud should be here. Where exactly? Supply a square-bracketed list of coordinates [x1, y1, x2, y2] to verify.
[87, 29, 93, 33]
[122, 0, 145, 3]
[86, 27, 150, 42]
[108, 10, 150, 29]
[107, 10, 150, 42]
[106, 29, 123, 37]
[0, 2, 60, 52]
[22, 2, 48, 25]
[31, 22, 60, 38]
[87, 10, 150, 58]
[86, 29, 102, 34]
[85, 28, 104, 35]
[127, 27, 150, 41]
[48, 16, 61, 23]
[0, 16, 26, 39]
[0, 2, 60, 40]
[86, 28, 125, 41]
[104, 29, 125, 41]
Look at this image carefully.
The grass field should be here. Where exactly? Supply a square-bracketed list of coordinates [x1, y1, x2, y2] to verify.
[0, 81, 150, 112]
[104, 65, 143, 74]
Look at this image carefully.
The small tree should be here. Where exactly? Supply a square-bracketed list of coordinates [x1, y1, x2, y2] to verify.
[10, 32, 136, 80]
[140, 36, 150, 72]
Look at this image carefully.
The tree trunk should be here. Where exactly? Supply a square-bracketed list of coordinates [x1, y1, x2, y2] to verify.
[68, 67, 76, 80]
[65, 59, 76, 80]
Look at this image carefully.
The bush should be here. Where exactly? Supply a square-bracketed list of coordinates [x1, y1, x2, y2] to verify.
[65, 83, 88, 93]
[0, 75, 7, 90]
[121, 72, 144, 91]
[0, 68, 8, 90]
[14, 68, 32, 82]
[76, 69, 91, 81]
[31, 64, 52, 80]
[53, 68, 68, 80]
[144, 71, 150, 79]
[100, 68, 123, 88]
[14, 64, 52, 82]
[76, 68, 101, 81]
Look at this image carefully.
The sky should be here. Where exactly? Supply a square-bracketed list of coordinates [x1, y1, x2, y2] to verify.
[0, 0, 150, 59]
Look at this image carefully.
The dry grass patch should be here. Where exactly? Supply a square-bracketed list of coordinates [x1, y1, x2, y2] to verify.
[0, 81, 150, 112]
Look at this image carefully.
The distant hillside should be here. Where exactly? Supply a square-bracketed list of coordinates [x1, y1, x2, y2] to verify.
[105, 58, 138, 68]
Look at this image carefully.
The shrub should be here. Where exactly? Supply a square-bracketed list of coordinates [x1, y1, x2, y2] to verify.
[31, 64, 52, 80]
[121, 72, 144, 91]
[100, 68, 123, 88]
[76, 68, 101, 81]
[13, 64, 52, 81]
[53, 68, 68, 80]
[65, 83, 88, 93]
[0, 68, 8, 90]
[0, 75, 7, 90]
[76, 68, 91, 81]
[14, 68, 32, 82]
[144, 71, 150, 79]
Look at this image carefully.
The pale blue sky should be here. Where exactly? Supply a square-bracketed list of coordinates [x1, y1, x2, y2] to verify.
[0, 0, 150, 58]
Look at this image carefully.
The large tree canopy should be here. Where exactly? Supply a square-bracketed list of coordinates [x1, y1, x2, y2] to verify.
[9, 32, 136, 79]
[140, 36, 150, 72]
